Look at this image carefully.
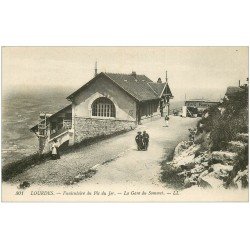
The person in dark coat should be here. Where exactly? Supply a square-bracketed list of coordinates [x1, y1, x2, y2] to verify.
[142, 131, 149, 150]
[135, 131, 143, 151]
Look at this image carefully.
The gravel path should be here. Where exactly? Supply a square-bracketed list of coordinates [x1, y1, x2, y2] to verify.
[77, 116, 198, 190]
[9, 116, 198, 186]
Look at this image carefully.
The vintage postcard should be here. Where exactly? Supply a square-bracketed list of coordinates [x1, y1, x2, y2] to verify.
[1, 46, 249, 202]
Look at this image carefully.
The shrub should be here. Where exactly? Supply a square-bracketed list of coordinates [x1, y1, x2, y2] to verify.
[160, 164, 185, 190]
[2, 128, 132, 181]
[197, 86, 248, 151]
[2, 152, 51, 181]
[224, 144, 249, 188]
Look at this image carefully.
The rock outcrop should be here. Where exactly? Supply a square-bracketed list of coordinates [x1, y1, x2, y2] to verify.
[162, 131, 248, 190]
[211, 151, 237, 165]
[227, 141, 247, 153]
[235, 133, 248, 143]
[231, 167, 248, 189]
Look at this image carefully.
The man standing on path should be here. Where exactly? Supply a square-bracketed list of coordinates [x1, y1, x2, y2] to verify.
[135, 131, 143, 151]
[142, 131, 149, 150]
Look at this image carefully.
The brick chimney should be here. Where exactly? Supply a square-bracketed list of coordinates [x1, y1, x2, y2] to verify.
[157, 78, 162, 83]
[94, 61, 98, 77]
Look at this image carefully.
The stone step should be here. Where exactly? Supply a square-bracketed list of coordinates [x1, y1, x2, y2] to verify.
[227, 141, 247, 153]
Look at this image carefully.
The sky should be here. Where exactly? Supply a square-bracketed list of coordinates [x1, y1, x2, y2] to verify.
[2, 47, 249, 101]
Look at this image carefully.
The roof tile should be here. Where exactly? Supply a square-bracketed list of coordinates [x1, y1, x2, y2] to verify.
[67, 72, 173, 102]
[104, 72, 162, 101]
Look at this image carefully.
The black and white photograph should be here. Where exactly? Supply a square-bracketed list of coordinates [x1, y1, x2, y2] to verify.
[0, 1, 250, 250]
[1, 46, 248, 202]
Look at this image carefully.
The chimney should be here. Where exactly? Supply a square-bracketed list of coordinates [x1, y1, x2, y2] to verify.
[94, 61, 98, 77]
[157, 78, 162, 83]
[166, 70, 168, 84]
[131, 71, 137, 78]
[239, 80, 241, 87]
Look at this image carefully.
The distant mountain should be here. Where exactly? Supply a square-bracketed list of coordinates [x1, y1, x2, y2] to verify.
[1, 89, 73, 165]
[2, 85, 74, 100]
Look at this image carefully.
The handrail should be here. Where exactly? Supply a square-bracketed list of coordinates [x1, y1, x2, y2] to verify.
[50, 127, 69, 140]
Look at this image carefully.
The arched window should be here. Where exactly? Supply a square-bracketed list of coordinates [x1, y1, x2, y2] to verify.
[92, 97, 116, 118]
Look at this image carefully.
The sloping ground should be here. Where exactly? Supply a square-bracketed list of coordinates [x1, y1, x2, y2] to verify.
[161, 87, 249, 191]
[7, 116, 198, 186]
[2, 92, 70, 164]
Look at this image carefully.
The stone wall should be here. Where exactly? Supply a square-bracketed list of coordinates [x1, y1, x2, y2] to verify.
[74, 117, 136, 143]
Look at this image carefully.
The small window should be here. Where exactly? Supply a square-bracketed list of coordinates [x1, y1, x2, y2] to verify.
[92, 97, 116, 118]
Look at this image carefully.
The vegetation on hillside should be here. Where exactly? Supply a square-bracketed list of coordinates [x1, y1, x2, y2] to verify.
[2, 129, 131, 182]
[161, 84, 249, 190]
[197, 85, 248, 151]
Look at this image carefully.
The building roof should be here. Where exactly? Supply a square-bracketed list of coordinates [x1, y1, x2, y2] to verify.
[147, 82, 165, 96]
[185, 99, 219, 103]
[105, 73, 158, 101]
[165, 84, 173, 97]
[30, 104, 72, 132]
[67, 72, 173, 102]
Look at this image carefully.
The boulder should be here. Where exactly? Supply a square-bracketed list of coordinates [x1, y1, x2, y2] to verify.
[199, 173, 224, 189]
[227, 141, 247, 153]
[201, 161, 209, 167]
[212, 163, 234, 172]
[173, 154, 195, 168]
[213, 171, 229, 181]
[173, 144, 201, 167]
[193, 154, 204, 164]
[212, 151, 237, 164]
[197, 169, 210, 187]
[74, 173, 85, 182]
[235, 133, 248, 143]
[191, 164, 205, 174]
[184, 176, 197, 188]
[174, 141, 192, 158]
[198, 178, 212, 189]
[206, 164, 233, 181]
[177, 170, 189, 177]
[199, 169, 209, 178]
[180, 162, 196, 171]
[193, 153, 211, 164]
[233, 168, 248, 189]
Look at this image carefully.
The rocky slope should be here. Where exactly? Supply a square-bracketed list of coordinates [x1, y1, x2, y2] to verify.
[163, 132, 248, 189]
[161, 85, 248, 190]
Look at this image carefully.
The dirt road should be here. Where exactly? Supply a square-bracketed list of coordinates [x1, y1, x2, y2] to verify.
[9, 116, 198, 186]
